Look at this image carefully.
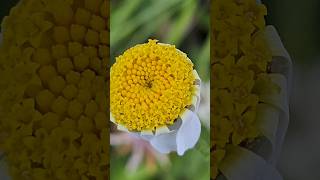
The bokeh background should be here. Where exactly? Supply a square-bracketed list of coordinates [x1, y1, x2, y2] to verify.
[110, 0, 210, 180]
[264, 0, 320, 179]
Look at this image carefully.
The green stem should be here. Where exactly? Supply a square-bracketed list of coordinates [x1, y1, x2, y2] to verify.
[195, 134, 210, 161]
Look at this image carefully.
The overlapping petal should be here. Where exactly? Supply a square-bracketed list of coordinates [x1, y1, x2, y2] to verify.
[219, 25, 292, 180]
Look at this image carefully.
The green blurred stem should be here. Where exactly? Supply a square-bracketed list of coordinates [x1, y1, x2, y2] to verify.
[194, 129, 210, 162]
[196, 35, 210, 82]
[164, 0, 197, 45]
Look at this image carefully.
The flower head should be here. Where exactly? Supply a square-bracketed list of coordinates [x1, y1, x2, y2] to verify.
[212, 0, 291, 179]
[110, 40, 201, 155]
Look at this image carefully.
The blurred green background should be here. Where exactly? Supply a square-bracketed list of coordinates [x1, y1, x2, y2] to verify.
[110, 0, 210, 82]
[110, 0, 210, 180]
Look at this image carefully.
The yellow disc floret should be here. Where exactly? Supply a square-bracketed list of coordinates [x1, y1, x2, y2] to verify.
[111, 40, 195, 131]
[211, 0, 273, 178]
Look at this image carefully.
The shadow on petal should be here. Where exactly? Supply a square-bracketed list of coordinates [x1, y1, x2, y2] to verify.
[177, 109, 201, 155]
[150, 131, 177, 154]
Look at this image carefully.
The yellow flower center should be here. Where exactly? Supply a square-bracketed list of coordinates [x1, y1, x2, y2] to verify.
[211, 0, 272, 178]
[0, 0, 109, 179]
[111, 40, 195, 131]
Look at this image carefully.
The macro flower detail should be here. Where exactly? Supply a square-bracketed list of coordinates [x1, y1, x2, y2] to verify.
[0, 0, 109, 179]
[110, 40, 201, 155]
[212, 0, 291, 179]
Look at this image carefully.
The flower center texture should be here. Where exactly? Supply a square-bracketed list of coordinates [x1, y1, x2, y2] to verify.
[111, 40, 195, 131]
[0, 0, 109, 179]
[211, 0, 273, 178]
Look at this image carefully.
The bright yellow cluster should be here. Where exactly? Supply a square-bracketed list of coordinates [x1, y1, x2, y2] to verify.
[0, 0, 109, 179]
[111, 40, 195, 131]
[211, 0, 274, 178]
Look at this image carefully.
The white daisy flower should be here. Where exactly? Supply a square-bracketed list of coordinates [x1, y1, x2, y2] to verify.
[110, 39, 201, 156]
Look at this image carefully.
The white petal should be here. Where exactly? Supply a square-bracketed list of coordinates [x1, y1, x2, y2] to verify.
[265, 25, 293, 88]
[265, 26, 292, 164]
[139, 134, 154, 141]
[139, 131, 154, 141]
[258, 74, 289, 164]
[265, 26, 291, 64]
[155, 126, 170, 135]
[150, 131, 177, 154]
[256, 103, 279, 151]
[141, 130, 153, 136]
[193, 70, 201, 84]
[190, 94, 200, 112]
[260, 74, 289, 115]
[110, 112, 115, 123]
[255, 103, 281, 161]
[117, 124, 129, 132]
[269, 73, 289, 118]
[193, 86, 201, 111]
[272, 108, 289, 164]
[176, 109, 201, 156]
[220, 146, 283, 180]
[269, 74, 290, 164]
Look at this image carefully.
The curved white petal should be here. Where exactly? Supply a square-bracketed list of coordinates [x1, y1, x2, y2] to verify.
[255, 72, 289, 165]
[190, 92, 201, 113]
[139, 132, 154, 141]
[150, 131, 177, 154]
[193, 70, 201, 83]
[149, 110, 201, 155]
[264, 26, 292, 164]
[265, 25, 293, 89]
[269, 74, 290, 164]
[155, 126, 170, 135]
[194, 86, 201, 111]
[176, 109, 201, 156]
[256, 103, 279, 151]
[110, 113, 115, 123]
[117, 124, 129, 132]
[260, 74, 288, 115]
[220, 146, 283, 180]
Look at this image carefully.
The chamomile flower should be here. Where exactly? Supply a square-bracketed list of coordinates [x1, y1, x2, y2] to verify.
[212, 0, 291, 179]
[110, 40, 201, 156]
[0, 0, 109, 179]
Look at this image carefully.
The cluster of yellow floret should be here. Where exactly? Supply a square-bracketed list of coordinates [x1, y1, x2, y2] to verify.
[111, 40, 195, 131]
[0, 0, 108, 179]
[211, 0, 274, 178]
